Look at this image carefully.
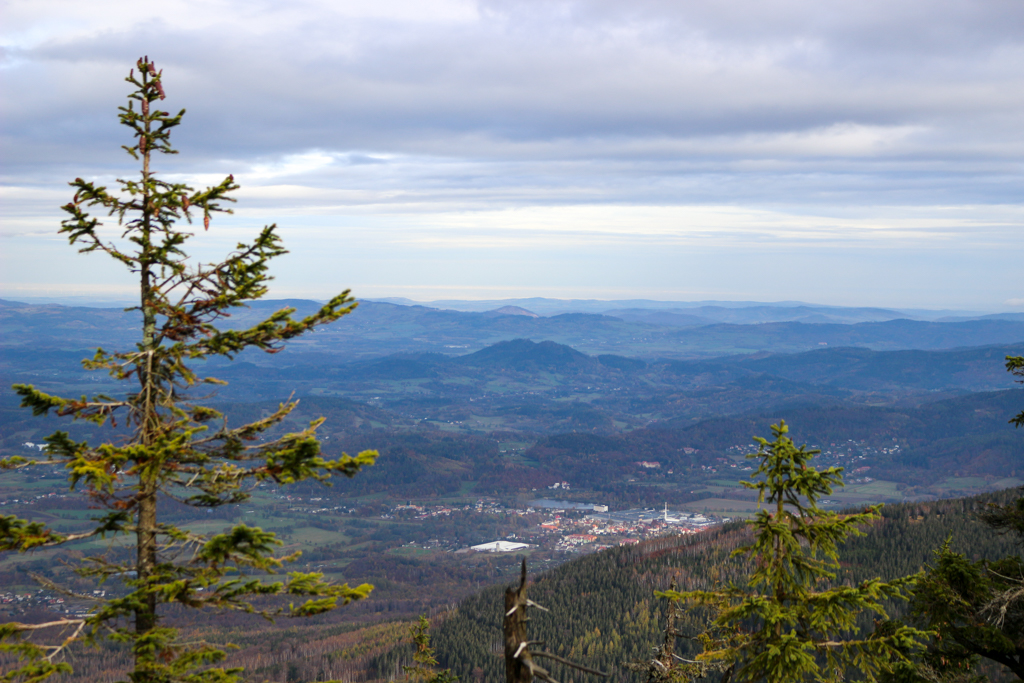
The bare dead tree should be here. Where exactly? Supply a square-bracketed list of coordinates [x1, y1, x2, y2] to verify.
[627, 581, 734, 683]
[504, 559, 609, 683]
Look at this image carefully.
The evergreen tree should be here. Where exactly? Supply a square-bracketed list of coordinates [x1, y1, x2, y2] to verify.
[904, 540, 1024, 680]
[659, 421, 926, 683]
[902, 355, 1024, 680]
[0, 57, 377, 683]
[404, 616, 458, 683]
[1009, 355, 1024, 428]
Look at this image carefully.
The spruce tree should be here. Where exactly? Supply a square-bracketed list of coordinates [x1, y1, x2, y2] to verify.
[0, 57, 377, 683]
[1009, 355, 1024, 428]
[659, 421, 925, 683]
[900, 355, 1024, 680]
[404, 616, 458, 683]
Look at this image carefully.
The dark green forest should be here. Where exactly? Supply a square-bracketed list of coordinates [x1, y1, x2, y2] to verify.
[417, 490, 1022, 683]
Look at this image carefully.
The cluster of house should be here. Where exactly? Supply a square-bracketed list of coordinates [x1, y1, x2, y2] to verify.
[469, 503, 721, 554]
[396, 499, 511, 519]
[0, 589, 105, 616]
[0, 491, 67, 506]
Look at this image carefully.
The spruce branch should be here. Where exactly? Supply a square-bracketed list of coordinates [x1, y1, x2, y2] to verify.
[2, 57, 377, 683]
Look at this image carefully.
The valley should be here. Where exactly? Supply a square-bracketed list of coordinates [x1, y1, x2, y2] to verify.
[2, 296, 1024, 681]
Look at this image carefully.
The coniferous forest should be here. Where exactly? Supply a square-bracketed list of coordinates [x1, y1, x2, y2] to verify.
[414, 489, 1022, 683]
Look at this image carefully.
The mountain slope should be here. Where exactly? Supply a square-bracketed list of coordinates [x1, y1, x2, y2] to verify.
[421, 491, 1021, 683]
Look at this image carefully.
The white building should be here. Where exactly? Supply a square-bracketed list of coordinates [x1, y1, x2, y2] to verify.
[470, 540, 530, 553]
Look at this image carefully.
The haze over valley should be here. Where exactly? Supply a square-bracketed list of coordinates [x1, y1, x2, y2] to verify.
[4, 293, 1024, 680]
[5, 294, 1022, 513]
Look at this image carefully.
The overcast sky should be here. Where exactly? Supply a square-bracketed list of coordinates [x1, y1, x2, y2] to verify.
[2, 0, 1022, 310]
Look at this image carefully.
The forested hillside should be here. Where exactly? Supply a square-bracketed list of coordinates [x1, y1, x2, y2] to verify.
[417, 489, 1021, 683]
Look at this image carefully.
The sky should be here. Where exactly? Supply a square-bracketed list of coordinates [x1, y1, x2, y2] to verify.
[1, 0, 1022, 311]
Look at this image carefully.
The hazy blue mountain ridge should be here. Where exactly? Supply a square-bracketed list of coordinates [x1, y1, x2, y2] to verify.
[5, 299, 1024, 363]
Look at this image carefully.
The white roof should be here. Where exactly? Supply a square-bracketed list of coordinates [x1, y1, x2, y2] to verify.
[470, 540, 530, 552]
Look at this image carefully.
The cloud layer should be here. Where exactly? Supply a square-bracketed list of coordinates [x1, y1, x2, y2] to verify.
[2, 0, 1022, 308]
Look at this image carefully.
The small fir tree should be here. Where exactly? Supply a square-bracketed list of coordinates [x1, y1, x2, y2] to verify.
[659, 421, 926, 683]
[404, 616, 458, 683]
[1009, 354, 1024, 428]
[905, 540, 1022, 680]
[902, 355, 1024, 680]
[0, 57, 377, 683]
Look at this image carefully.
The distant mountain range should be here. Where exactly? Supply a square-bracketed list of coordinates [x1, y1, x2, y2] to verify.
[6, 298, 1024, 362]
[4, 296, 1024, 508]
[371, 296, 1015, 322]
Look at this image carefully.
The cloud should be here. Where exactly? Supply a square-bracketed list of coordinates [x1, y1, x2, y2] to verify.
[1, 0, 1022, 308]
[5, 0, 1023, 162]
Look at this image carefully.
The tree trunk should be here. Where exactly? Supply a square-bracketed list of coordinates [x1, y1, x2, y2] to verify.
[135, 93, 159, 653]
[135, 487, 158, 635]
[504, 561, 531, 683]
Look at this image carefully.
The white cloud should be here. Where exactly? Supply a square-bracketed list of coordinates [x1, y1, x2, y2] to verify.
[1, 0, 1022, 308]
